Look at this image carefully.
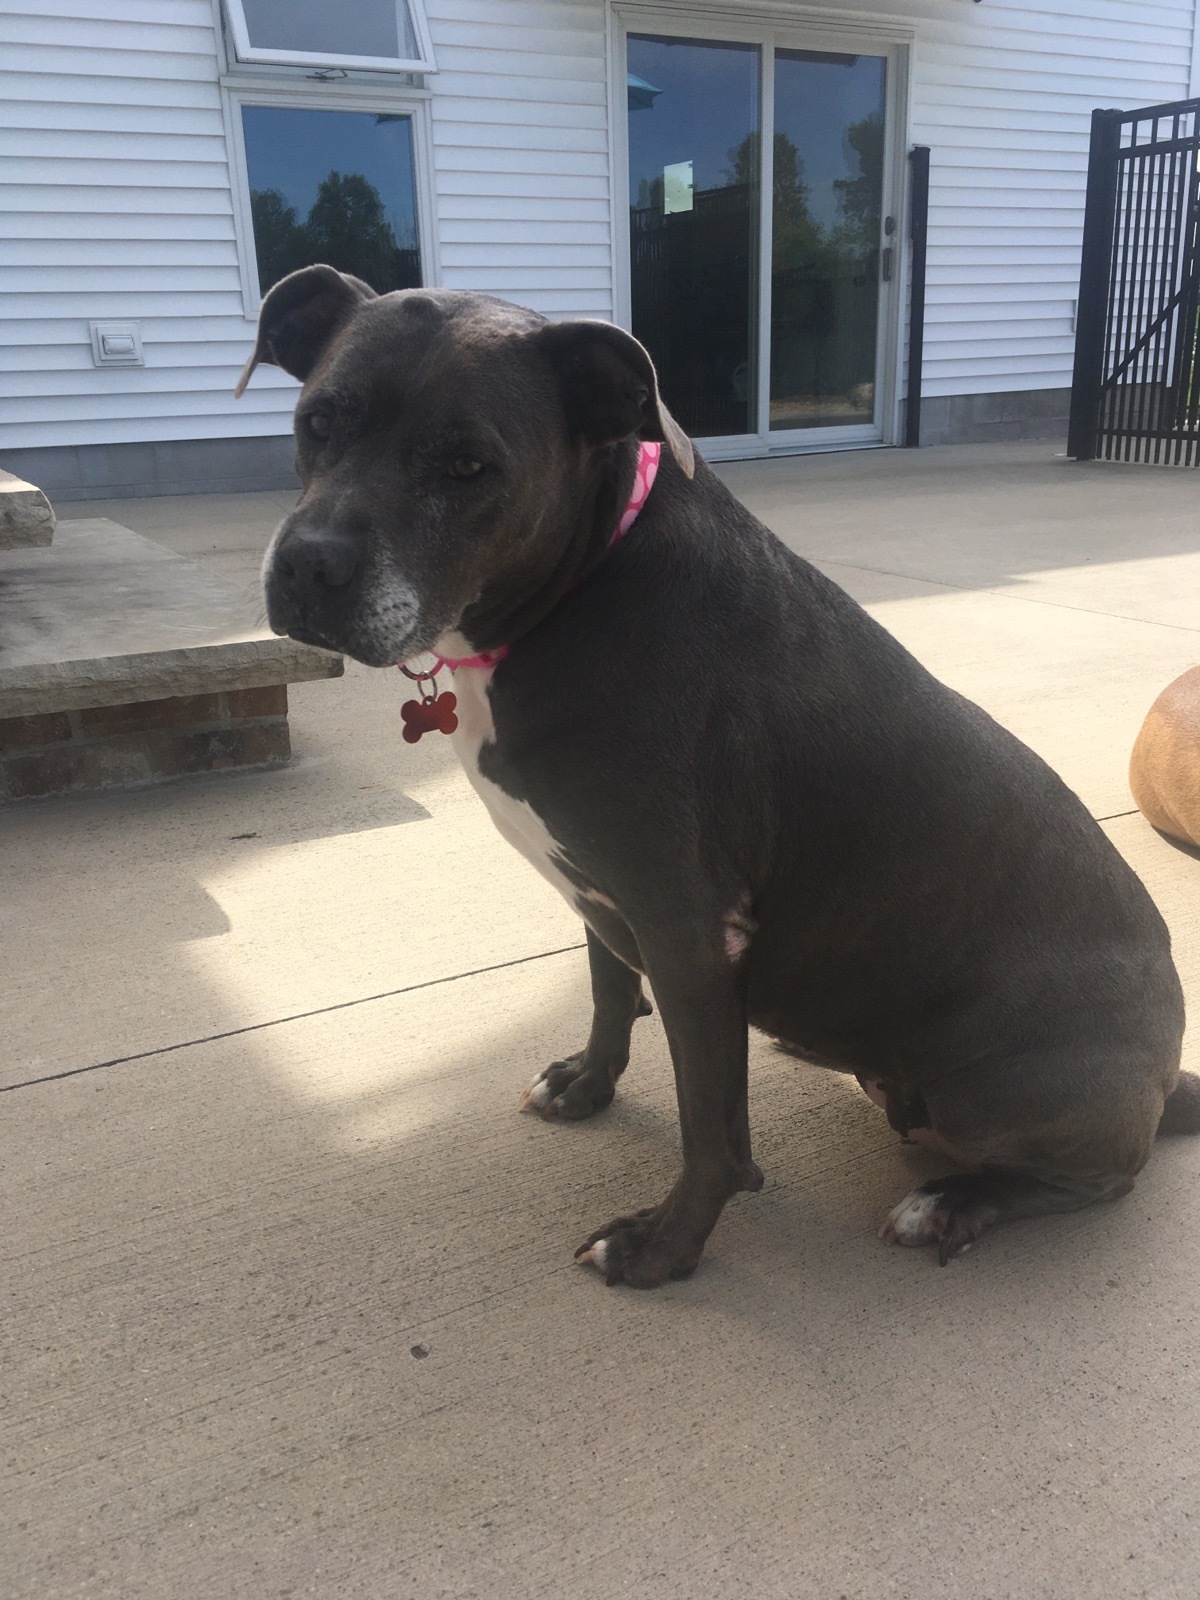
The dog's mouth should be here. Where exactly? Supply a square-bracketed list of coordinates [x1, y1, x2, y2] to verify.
[279, 619, 443, 672]
[265, 563, 453, 668]
[278, 621, 343, 655]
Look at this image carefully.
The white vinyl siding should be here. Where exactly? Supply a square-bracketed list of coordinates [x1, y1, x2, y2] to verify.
[0, 0, 610, 453]
[0, 1, 269, 451]
[909, 0, 1197, 397]
[427, 0, 612, 317]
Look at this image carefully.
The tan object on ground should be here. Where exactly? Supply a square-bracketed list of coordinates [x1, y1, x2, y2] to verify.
[1130, 666, 1200, 848]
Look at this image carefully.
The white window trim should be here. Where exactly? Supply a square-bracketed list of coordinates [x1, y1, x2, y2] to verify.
[221, 79, 441, 321]
[223, 0, 437, 75]
[609, 5, 915, 453]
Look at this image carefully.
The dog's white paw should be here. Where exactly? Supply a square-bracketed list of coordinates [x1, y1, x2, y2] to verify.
[880, 1188, 952, 1247]
[517, 1071, 555, 1114]
[517, 1055, 617, 1120]
[576, 1237, 609, 1272]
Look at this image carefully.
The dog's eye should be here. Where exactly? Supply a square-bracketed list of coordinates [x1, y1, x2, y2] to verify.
[305, 412, 332, 441]
[447, 456, 485, 480]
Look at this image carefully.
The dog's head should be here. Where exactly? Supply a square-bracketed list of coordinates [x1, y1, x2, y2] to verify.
[237, 265, 693, 666]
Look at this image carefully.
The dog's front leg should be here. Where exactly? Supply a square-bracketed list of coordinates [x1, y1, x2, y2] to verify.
[520, 928, 651, 1119]
[576, 937, 763, 1289]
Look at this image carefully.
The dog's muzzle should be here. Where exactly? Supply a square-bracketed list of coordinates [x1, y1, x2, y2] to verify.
[263, 522, 363, 647]
[264, 520, 429, 666]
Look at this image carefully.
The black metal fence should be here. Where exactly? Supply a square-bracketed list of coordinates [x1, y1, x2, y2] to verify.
[905, 145, 930, 447]
[1068, 98, 1200, 465]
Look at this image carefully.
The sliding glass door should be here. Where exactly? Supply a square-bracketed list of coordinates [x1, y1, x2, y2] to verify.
[626, 26, 898, 453]
[770, 49, 887, 433]
[627, 35, 760, 438]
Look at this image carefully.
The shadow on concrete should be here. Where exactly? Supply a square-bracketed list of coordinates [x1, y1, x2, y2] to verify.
[718, 444, 1200, 608]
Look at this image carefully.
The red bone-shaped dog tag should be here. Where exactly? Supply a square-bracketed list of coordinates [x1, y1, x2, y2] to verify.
[401, 690, 458, 743]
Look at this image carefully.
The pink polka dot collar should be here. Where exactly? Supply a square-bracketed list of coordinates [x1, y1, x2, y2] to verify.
[615, 438, 661, 538]
[433, 440, 661, 672]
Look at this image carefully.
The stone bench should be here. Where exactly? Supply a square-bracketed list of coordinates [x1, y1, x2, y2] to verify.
[0, 469, 56, 549]
[0, 518, 343, 802]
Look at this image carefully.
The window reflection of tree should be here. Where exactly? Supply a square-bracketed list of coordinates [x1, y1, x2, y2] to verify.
[629, 111, 884, 432]
[753, 113, 883, 422]
[728, 116, 883, 286]
[834, 114, 884, 256]
[250, 170, 421, 295]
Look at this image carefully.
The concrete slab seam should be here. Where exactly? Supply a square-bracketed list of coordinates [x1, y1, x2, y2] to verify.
[3, 941, 588, 1094]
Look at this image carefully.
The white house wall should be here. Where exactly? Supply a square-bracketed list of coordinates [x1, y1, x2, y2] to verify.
[0, 0, 1198, 464]
[429, 0, 612, 317]
[0, 0, 613, 458]
[1, 0, 266, 452]
[909, 0, 1198, 400]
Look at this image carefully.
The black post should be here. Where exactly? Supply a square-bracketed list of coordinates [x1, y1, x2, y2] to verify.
[905, 145, 930, 448]
[1067, 109, 1123, 460]
[1166, 156, 1200, 461]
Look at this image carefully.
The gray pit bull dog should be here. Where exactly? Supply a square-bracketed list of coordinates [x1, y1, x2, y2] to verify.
[238, 264, 1196, 1288]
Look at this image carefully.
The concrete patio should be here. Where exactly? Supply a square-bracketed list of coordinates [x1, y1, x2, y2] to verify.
[4, 440, 1198, 1599]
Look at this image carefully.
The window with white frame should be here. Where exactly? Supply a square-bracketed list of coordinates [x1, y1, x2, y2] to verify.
[224, 0, 435, 75]
[220, 0, 438, 308]
[219, 1, 436, 310]
[237, 102, 425, 297]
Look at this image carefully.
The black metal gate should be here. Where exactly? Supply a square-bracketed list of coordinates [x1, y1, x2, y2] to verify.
[1068, 97, 1200, 465]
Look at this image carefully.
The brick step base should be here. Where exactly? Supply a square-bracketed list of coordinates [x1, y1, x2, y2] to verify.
[0, 685, 290, 802]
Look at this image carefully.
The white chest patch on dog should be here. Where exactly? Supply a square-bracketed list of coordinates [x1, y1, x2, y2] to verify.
[449, 665, 584, 908]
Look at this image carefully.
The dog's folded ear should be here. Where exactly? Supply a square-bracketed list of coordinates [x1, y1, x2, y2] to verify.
[533, 320, 695, 479]
[234, 264, 376, 397]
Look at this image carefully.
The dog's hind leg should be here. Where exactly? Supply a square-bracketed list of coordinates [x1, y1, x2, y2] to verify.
[879, 1053, 1166, 1264]
[519, 928, 650, 1119]
[880, 1168, 1135, 1265]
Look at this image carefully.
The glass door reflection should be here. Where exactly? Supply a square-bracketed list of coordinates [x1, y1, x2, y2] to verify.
[626, 33, 891, 446]
[770, 50, 887, 431]
[627, 35, 761, 438]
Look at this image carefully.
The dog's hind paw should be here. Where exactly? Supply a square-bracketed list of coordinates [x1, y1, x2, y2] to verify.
[881, 1189, 952, 1247]
[880, 1180, 999, 1266]
[518, 1053, 617, 1120]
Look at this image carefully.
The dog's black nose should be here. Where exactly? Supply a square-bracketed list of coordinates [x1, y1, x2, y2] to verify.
[275, 527, 360, 592]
